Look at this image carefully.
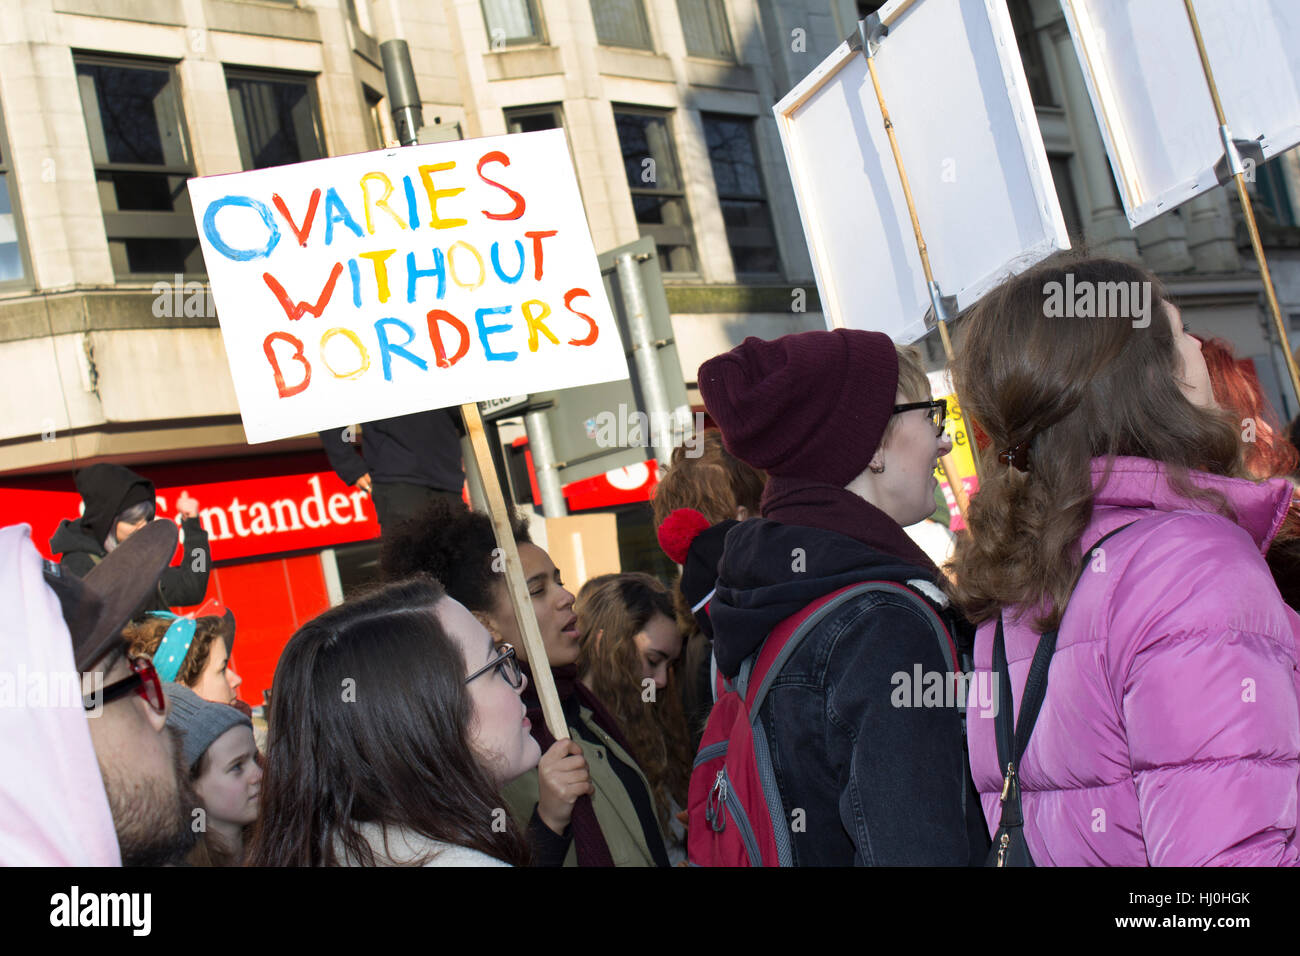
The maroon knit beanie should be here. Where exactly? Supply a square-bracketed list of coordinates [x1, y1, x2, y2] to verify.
[697, 329, 899, 486]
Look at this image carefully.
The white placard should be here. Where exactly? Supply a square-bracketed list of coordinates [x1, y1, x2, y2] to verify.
[1062, 0, 1300, 227]
[188, 129, 629, 444]
[774, 0, 1069, 344]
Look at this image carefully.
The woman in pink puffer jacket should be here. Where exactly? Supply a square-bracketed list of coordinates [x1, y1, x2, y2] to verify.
[949, 252, 1300, 866]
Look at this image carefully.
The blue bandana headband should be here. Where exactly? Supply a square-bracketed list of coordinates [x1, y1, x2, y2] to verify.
[148, 612, 198, 683]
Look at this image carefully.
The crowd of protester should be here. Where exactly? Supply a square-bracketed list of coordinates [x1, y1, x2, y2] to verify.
[9, 250, 1300, 867]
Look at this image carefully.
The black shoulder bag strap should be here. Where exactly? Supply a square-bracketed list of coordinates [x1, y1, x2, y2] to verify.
[988, 521, 1138, 867]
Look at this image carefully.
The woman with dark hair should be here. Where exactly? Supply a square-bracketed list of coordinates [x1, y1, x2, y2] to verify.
[950, 251, 1300, 865]
[382, 499, 671, 867]
[575, 572, 692, 862]
[246, 575, 536, 866]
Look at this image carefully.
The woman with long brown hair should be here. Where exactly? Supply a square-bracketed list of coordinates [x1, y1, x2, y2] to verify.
[950, 251, 1300, 865]
[575, 572, 692, 862]
[247, 575, 536, 866]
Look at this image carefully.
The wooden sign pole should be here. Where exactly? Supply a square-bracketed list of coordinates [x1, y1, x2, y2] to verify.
[861, 23, 980, 518]
[460, 401, 569, 741]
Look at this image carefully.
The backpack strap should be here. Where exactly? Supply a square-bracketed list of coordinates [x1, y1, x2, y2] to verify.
[990, 520, 1138, 866]
[746, 579, 960, 716]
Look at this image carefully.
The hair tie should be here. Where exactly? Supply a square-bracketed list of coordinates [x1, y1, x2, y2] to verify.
[997, 439, 1032, 472]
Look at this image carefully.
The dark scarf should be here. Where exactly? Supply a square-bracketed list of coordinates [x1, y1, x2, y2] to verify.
[761, 476, 941, 578]
[519, 662, 638, 868]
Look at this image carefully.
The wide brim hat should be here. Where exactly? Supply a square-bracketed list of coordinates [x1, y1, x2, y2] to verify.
[48, 520, 179, 671]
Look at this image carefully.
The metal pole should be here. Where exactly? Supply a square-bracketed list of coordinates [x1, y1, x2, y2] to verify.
[616, 252, 673, 467]
[380, 39, 423, 147]
[523, 408, 568, 517]
[1183, 0, 1300, 409]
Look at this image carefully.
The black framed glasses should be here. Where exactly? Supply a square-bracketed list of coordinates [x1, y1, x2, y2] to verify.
[464, 643, 524, 689]
[83, 656, 166, 714]
[892, 399, 948, 437]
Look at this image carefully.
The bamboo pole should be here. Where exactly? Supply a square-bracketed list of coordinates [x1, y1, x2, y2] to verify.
[461, 401, 568, 740]
[861, 32, 980, 506]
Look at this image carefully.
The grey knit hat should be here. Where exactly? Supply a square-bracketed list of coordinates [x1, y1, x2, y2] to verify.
[164, 682, 253, 770]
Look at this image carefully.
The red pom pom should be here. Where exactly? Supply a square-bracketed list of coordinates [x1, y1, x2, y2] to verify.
[656, 508, 711, 565]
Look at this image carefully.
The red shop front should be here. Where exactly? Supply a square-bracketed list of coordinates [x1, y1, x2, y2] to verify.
[1, 445, 662, 709]
[1, 452, 380, 709]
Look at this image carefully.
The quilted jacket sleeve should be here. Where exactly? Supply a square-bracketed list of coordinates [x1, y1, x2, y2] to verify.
[1116, 514, 1300, 866]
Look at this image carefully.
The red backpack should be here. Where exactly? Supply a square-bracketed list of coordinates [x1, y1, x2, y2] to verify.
[686, 580, 960, 866]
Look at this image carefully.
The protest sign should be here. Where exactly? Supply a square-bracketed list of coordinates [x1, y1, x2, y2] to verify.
[773, 0, 1069, 345]
[188, 129, 629, 444]
[1061, 0, 1300, 228]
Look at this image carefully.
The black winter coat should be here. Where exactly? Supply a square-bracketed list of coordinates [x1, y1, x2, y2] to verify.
[48, 465, 210, 611]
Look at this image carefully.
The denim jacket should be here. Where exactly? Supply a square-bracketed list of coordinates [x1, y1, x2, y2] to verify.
[711, 518, 987, 866]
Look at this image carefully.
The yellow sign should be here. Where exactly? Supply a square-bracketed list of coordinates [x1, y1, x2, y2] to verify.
[933, 393, 978, 531]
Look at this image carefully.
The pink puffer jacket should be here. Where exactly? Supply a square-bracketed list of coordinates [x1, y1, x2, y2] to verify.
[968, 457, 1300, 865]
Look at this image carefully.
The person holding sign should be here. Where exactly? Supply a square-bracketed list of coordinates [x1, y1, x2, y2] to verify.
[950, 253, 1300, 866]
[697, 329, 987, 866]
[319, 408, 465, 537]
[382, 499, 671, 867]
[247, 576, 535, 866]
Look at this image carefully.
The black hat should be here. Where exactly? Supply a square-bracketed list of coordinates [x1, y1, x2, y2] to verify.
[656, 508, 737, 640]
[44, 520, 179, 671]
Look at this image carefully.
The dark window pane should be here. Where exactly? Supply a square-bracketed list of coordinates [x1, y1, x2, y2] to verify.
[703, 116, 763, 196]
[702, 115, 779, 274]
[591, 0, 652, 49]
[0, 172, 23, 282]
[108, 172, 174, 211]
[124, 237, 198, 274]
[677, 0, 732, 59]
[508, 111, 560, 134]
[1048, 156, 1084, 238]
[76, 63, 185, 166]
[616, 114, 682, 190]
[658, 244, 696, 273]
[227, 75, 323, 170]
[1008, 0, 1054, 107]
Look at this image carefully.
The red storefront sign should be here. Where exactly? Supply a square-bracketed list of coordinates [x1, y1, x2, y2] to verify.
[1, 454, 380, 563]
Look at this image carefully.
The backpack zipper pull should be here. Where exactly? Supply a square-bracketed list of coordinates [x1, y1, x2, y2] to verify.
[996, 832, 1010, 867]
[706, 770, 727, 832]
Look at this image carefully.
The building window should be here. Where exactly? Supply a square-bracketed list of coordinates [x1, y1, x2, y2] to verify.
[505, 104, 563, 134]
[591, 0, 653, 50]
[482, 0, 545, 47]
[364, 85, 392, 149]
[614, 108, 696, 274]
[1255, 155, 1299, 228]
[702, 114, 779, 275]
[1008, 0, 1055, 108]
[226, 70, 325, 170]
[1048, 155, 1084, 238]
[345, 0, 374, 36]
[0, 110, 30, 286]
[75, 57, 201, 278]
[677, 0, 733, 60]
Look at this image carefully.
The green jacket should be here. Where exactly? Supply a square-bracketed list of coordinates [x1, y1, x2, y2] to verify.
[502, 703, 664, 867]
